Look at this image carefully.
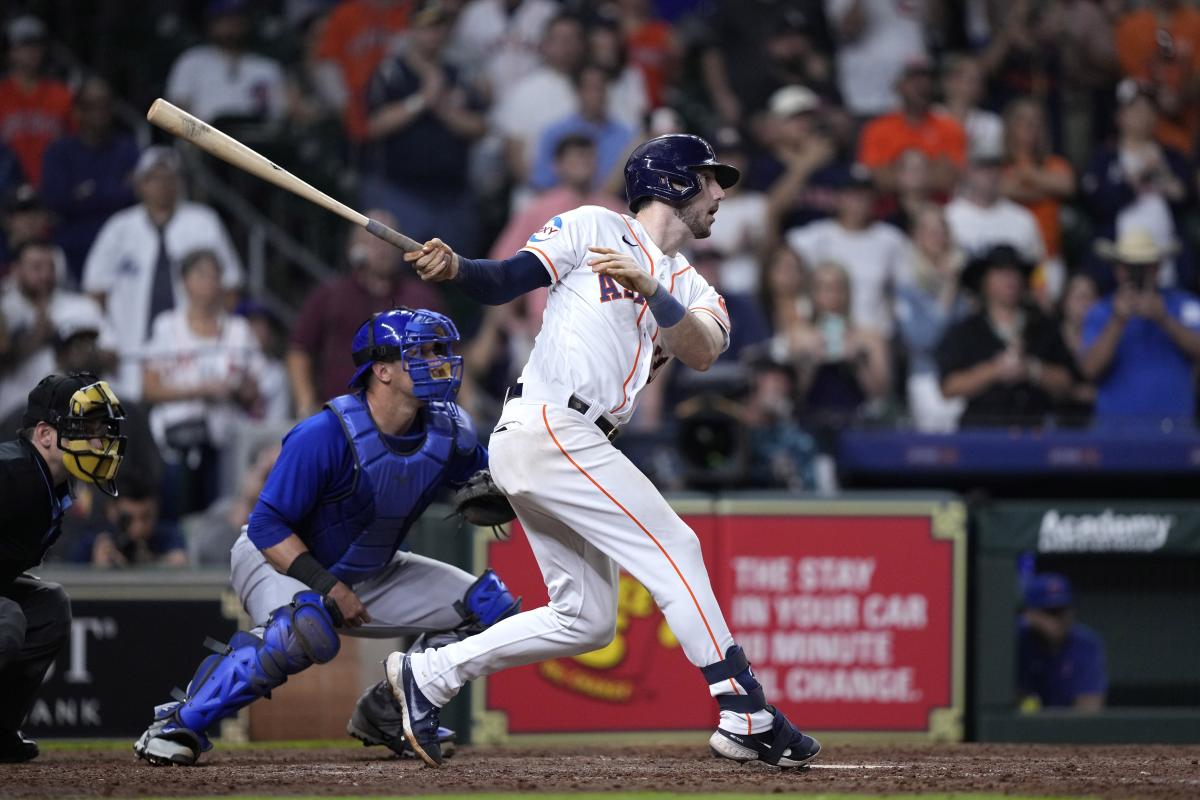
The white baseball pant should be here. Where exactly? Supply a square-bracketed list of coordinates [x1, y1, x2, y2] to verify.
[408, 399, 766, 733]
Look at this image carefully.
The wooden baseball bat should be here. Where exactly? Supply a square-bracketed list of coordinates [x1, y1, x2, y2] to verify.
[145, 98, 421, 253]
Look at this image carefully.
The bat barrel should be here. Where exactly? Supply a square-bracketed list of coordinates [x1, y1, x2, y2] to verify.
[145, 98, 371, 229]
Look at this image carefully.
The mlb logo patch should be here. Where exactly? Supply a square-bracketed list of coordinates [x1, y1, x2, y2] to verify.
[529, 216, 562, 243]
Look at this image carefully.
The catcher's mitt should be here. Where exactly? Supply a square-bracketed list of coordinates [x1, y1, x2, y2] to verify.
[451, 469, 516, 530]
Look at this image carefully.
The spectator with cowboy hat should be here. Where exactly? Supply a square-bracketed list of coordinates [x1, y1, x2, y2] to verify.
[1081, 228, 1200, 423]
[936, 244, 1075, 427]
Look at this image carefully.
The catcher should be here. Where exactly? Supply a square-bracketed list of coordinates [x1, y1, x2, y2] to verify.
[134, 307, 519, 766]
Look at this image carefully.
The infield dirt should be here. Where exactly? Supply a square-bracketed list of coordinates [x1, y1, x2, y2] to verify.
[3, 743, 1198, 798]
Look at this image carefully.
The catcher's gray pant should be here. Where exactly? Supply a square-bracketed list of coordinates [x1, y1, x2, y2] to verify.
[229, 532, 476, 640]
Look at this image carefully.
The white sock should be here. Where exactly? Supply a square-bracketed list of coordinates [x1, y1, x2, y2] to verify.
[406, 651, 452, 708]
[718, 707, 775, 735]
[710, 676, 774, 735]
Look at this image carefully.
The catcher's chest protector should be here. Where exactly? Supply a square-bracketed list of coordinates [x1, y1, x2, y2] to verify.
[318, 394, 458, 584]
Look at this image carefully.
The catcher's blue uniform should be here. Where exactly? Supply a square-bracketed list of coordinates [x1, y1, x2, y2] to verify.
[134, 308, 520, 766]
[249, 393, 486, 582]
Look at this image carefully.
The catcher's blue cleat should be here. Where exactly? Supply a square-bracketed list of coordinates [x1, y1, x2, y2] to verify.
[133, 702, 212, 766]
[709, 706, 821, 768]
[384, 651, 443, 767]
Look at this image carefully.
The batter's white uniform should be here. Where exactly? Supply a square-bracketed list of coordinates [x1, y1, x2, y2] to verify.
[409, 205, 763, 733]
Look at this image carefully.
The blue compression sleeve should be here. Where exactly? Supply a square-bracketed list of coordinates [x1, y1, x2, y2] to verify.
[646, 283, 686, 327]
[452, 251, 551, 305]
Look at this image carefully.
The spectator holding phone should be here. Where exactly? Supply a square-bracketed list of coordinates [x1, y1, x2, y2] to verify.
[790, 261, 890, 427]
[70, 473, 188, 568]
[1081, 229, 1200, 424]
[937, 245, 1075, 428]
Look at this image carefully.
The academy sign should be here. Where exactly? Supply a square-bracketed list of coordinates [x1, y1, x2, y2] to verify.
[1038, 509, 1173, 553]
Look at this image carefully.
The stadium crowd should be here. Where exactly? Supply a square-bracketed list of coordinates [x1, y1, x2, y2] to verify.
[3, 0, 1200, 566]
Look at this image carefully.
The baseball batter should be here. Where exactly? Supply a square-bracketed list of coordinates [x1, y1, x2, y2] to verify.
[387, 135, 821, 768]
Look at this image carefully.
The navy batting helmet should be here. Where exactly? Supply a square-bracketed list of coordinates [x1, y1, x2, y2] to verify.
[623, 134, 741, 212]
[349, 308, 463, 402]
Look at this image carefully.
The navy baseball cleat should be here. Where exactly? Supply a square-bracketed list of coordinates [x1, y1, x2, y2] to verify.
[0, 730, 39, 763]
[384, 651, 443, 767]
[347, 680, 456, 759]
[709, 706, 821, 768]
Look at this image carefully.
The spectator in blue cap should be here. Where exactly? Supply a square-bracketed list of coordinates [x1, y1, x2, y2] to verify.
[1017, 572, 1107, 712]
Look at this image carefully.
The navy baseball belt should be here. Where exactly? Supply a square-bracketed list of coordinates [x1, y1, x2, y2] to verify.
[503, 384, 618, 441]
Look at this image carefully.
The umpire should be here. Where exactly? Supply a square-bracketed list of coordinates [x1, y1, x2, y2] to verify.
[0, 373, 126, 762]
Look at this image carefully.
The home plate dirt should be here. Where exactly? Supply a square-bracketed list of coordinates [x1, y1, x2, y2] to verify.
[4, 743, 1199, 798]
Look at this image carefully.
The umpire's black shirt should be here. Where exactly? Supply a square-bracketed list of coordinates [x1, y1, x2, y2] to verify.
[0, 437, 71, 591]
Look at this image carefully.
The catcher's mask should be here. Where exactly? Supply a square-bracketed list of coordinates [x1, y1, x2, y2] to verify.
[348, 307, 464, 402]
[22, 373, 127, 496]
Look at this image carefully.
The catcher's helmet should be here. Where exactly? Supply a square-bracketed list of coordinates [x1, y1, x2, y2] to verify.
[349, 307, 463, 402]
[623, 134, 741, 212]
[23, 372, 127, 497]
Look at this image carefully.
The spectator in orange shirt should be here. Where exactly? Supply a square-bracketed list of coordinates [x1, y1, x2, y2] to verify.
[1001, 97, 1075, 304]
[1114, 0, 1200, 155]
[315, 0, 410, 143]
[0, 17, 72, 187]
[616, 0, 678, 109]
[857, 58, 966, 195]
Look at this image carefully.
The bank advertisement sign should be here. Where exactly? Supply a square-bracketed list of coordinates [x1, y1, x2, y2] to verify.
[26, 599, 236, 737]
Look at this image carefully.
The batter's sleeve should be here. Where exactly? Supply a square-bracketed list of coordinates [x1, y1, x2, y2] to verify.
[518, 206, 595, 283]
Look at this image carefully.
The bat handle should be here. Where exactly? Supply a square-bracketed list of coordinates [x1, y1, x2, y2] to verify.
[365, 218, 423, 254]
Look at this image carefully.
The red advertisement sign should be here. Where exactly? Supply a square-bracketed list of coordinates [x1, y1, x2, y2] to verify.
[714, 515, 956, 731]
[482, 505, 962, 737]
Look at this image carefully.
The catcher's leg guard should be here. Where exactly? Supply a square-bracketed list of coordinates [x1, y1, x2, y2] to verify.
[136, 591, 339, 766]
[176, 591, 339, 733]
[453, 569, 521, 634]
